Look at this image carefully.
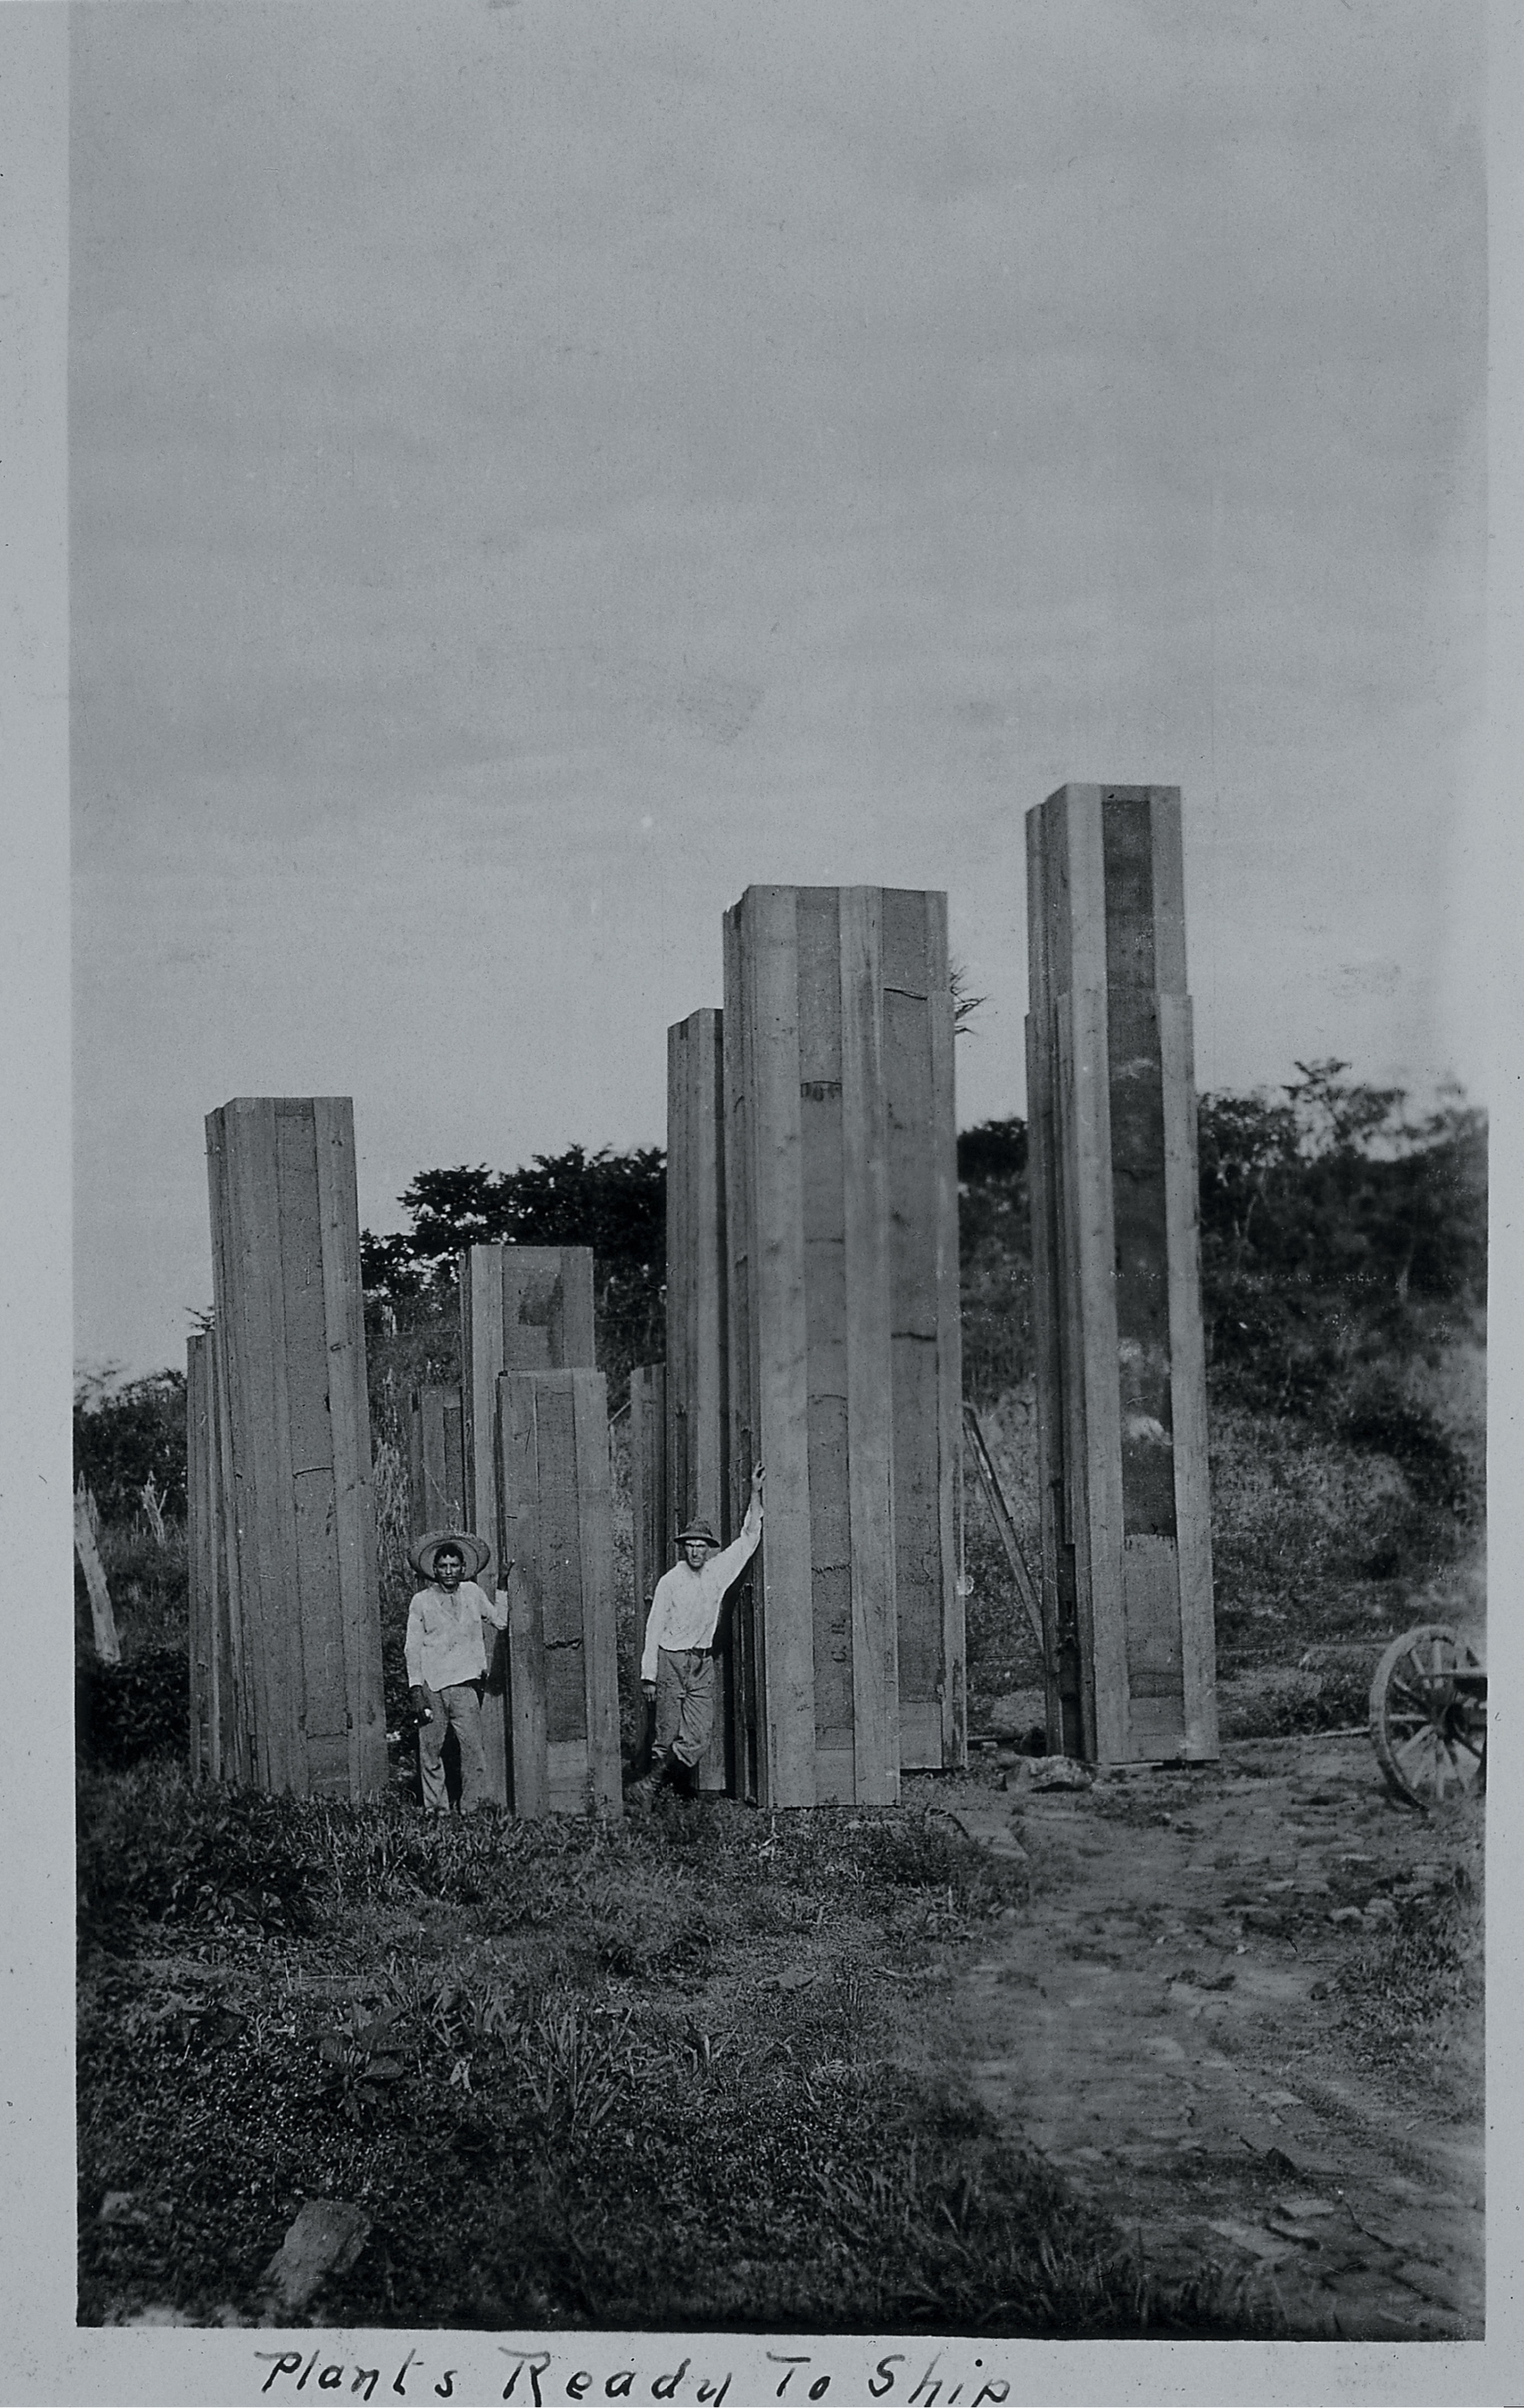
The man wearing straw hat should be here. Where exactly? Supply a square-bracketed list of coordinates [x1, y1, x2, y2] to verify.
[630, 1463, 765, 1804]
[404, 1531, 511, 1815]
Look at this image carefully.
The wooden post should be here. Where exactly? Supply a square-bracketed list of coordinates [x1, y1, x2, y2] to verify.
[723, 885, 962, 1806]
[628, 1363, 667, 1745]
[461, 1246, 597, 1805]
[1026, 786, 1218, 1765]
[496, 1369, 622, 1817]
[204, 1097, 387, 1797]
[666, 1009, 735, 1792]
[73, 1483, 120, 1666]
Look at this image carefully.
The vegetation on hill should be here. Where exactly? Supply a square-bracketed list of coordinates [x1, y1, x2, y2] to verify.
[952, 1062, 1486, 1705]
[73, 1060, 1485, 1717]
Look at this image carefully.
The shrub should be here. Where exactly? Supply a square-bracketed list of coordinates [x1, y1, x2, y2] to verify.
[77, 1763, 322, 1952]
[77, 1644, 188, 1770]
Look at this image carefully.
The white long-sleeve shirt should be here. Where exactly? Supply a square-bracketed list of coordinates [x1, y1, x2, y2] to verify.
[404, 1580, 508, 1693]
[641, 1497, 762, 1680]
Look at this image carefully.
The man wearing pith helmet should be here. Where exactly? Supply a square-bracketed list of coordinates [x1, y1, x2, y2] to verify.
[404, 1531, 511, 1814]
[631, 1463, 765, 1804]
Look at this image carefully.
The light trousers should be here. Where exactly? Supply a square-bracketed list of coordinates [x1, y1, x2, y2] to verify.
[655, 1647, 717, 1770]
[418, 1680, 490, 1813]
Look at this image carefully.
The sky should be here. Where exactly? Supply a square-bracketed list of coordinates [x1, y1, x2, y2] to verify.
[71, 0, 1489, 1380]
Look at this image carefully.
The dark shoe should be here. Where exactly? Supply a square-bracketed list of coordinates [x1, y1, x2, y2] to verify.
[626, 1750, 673, 1809]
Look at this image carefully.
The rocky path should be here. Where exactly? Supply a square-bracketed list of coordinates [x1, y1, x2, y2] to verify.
[931, 1729, 1484, 2339]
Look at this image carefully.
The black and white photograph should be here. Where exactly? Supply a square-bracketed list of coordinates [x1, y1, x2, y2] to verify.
[5, 0, 1521, 2398]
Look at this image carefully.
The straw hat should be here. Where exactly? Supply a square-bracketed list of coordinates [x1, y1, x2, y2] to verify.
[408, 1529, 491, 1583]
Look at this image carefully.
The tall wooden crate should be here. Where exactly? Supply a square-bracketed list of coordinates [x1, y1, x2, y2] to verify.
[203, 1097, 386, 1797]
[722, 885, 963, 1807]
[1026, 785, 1218, 1765]
[460, 1244, 597, 1804]
[496, 1369, 622, 1817]
[666, 1008, 736, 1793]
[628, 1363, 667, 1738]
[461, 1245, 597, 1581]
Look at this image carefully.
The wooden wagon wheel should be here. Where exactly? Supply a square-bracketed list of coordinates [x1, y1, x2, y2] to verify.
[1369, 1622, 1486, 1808]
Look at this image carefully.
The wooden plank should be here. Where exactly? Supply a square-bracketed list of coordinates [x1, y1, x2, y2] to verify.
[205, 1109, 254, 1779]
[728, 885, 815, 1808]
[572, 1369, 623, 1813]
[882, 889, 935, 1765]
[312, 1095, 386, 1796]
[409, 1385, 466, 1534]
[211, 1100, 298, 1792]
[501, 1247, 597, 1372]
[1047, 796, 1097, 1757]
[1026, 800, 1069, 1754]
[1064, 980, 1129, 1764]
[924, 890, 965, 1769]
[207, 1295, 249, 1783]
[460, 1245, 506, 1586]
[1063, 783, 1108, 994]
[461, 1258, 514, 1808]
[1149, 787, 1189, 997]
[498, 1372, 547, 1817]
[277, 1103, 347, 1782]
[721, 907, 760, 1801]
[73, 1491, 120, 1664]
[796, 888, 853, 1792]
[1160, 991, 1219, 1760]
[186, 1339, 212, 1772]
[666, 1019, 696, 1545]
[1051, 1004, 1097, 1764]
[883, 886, 962, 1771]
[184, 1336, 219, 1780]
[838, 885, 897, 1805]
[628, 1363, 666, 1727]
[666, 1010, 732, 1793]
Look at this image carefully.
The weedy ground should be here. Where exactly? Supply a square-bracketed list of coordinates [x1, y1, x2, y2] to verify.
[78, 1766, 1273, 2335]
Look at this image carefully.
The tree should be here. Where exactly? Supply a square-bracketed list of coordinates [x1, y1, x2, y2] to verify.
[73, 1371, 188, 1523]
[361, 1144, 668, 1407]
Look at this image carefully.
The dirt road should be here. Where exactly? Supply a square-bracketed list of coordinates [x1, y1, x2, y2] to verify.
[930, 1727, 1484, 2339]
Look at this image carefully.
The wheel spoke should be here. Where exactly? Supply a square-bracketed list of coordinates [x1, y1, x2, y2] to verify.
[1394, 1729, 1438, 1776]
[1391, 1676, 1440, 1713]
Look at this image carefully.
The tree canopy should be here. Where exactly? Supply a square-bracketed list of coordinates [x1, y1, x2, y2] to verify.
[360, 1143, 667, 1404]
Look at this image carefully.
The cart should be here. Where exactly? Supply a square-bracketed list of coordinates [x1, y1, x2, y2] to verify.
[1369, 1622, 1487, 1809]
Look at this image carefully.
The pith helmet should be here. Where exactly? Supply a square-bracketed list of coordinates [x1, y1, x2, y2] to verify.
[409, 1529, 491, 1583]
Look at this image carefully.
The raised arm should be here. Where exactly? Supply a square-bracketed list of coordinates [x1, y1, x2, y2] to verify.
[709, 1463, 766, 1587]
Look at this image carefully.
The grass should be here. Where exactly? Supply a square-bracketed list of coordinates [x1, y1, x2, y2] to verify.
[77, 1763, 1259, 2335]
[1332, 1796, 1484, 2109]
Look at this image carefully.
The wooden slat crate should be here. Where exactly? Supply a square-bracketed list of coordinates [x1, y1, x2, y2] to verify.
[1025, 786, 1218, 1765]
[203, 1097, 386, 1798]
